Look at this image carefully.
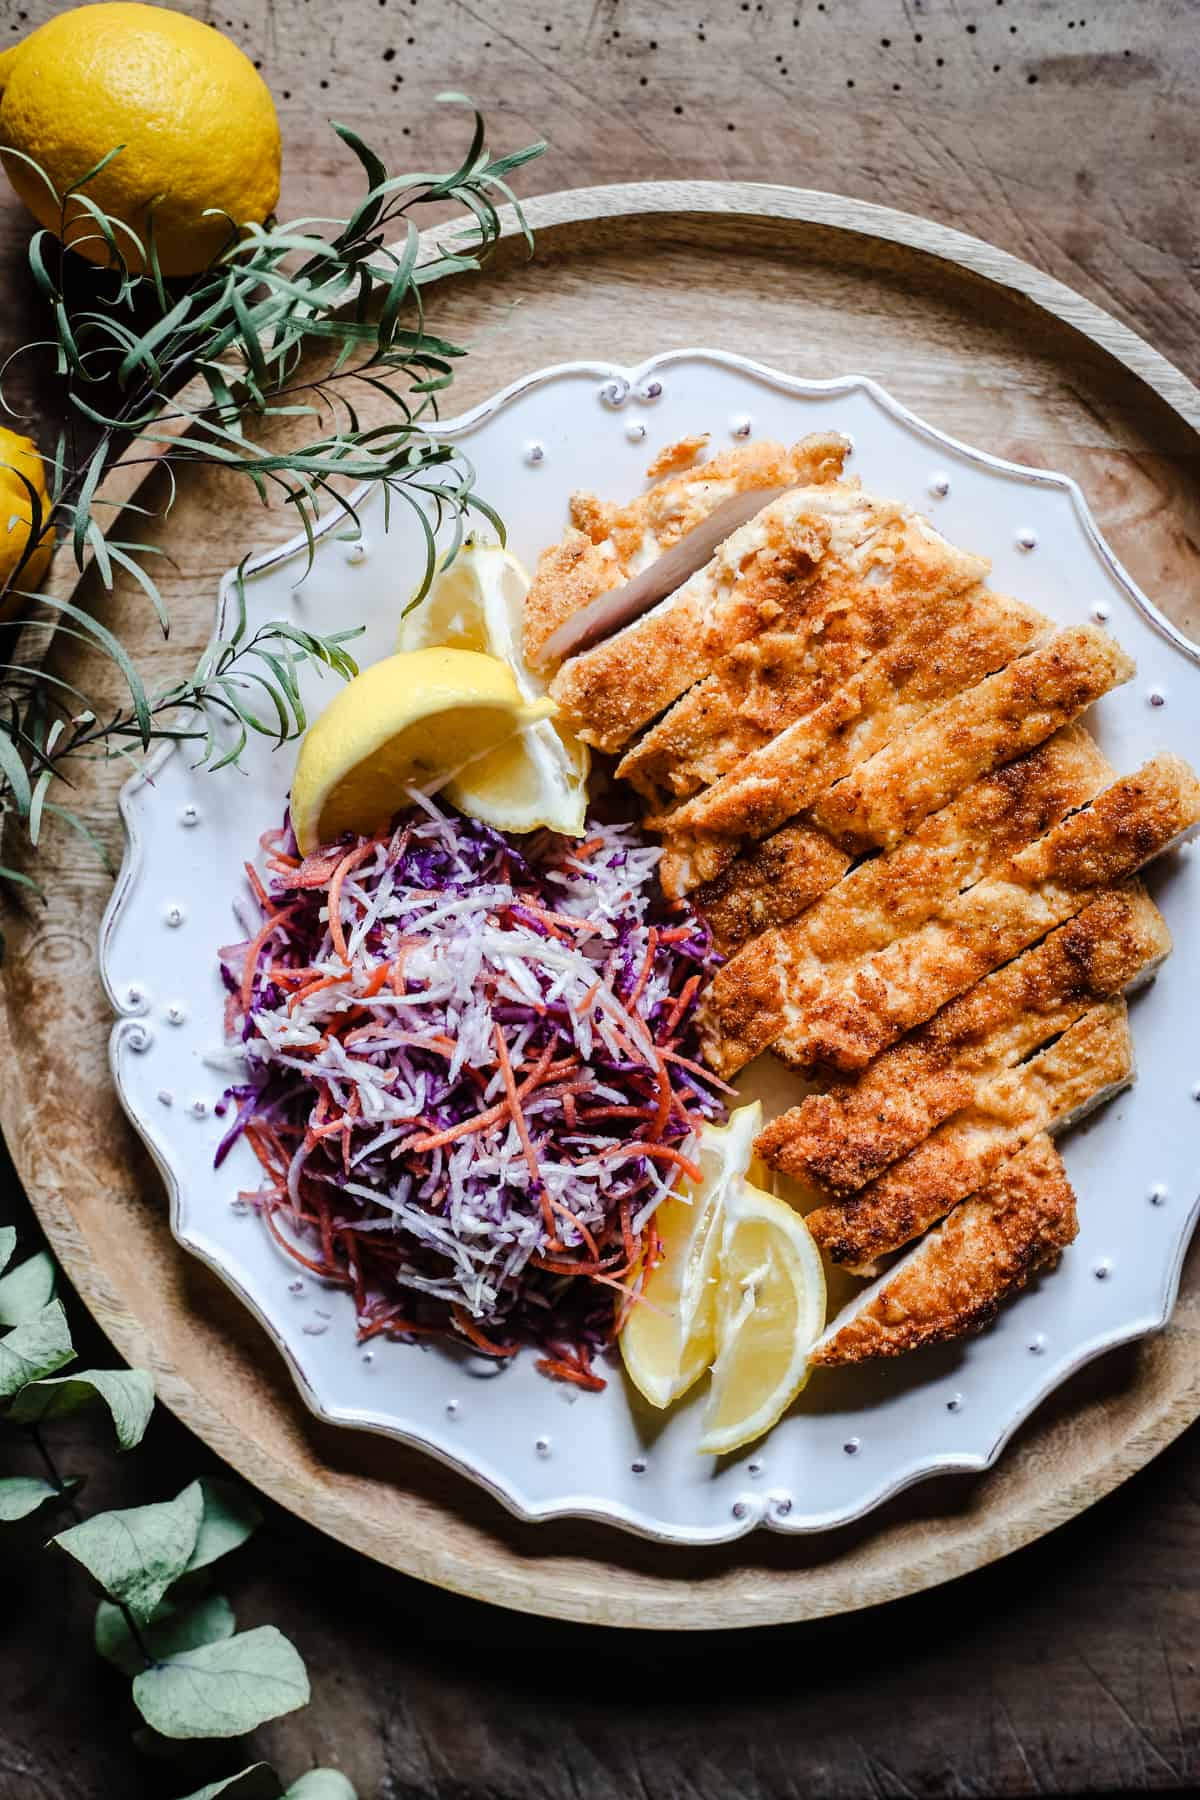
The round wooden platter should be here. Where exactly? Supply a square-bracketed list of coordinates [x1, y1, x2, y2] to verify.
[6, 181, 1200, 1629]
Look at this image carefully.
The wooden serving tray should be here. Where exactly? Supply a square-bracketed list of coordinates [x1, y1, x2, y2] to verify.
[6, 182, 1200, 1628]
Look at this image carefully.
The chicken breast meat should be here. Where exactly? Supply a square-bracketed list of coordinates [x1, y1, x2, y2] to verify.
[757, 881, 1170, 1195]
[706, 754, 1200, 1079]
[523, 432, 849, 671]
[524, 456, 1200, 1365]
[806, 997, 1132, 1271]
[811, 1134, 1079, 1366]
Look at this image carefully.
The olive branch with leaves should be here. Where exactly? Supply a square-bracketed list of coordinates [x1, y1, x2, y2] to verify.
[0, 93, 544, 894]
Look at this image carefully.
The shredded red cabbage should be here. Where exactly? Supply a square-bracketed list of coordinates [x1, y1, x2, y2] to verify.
[216, 793, 726, 1386]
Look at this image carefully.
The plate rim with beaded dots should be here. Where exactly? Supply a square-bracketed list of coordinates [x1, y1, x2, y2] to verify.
[98, 349, 1200, 1544]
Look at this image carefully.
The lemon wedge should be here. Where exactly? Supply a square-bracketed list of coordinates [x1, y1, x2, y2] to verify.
[698, 1180, 827, 1457]
[290, 646, 551, 856]
[620, 1103, 762, 1411]
[400, 544, 590, 836]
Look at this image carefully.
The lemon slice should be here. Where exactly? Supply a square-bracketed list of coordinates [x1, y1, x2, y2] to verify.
[400, 544, 590, 835]
[698, 1181, 827, 1457]
[620, 1103, 762, 1410]
[290, 646, 551, 856]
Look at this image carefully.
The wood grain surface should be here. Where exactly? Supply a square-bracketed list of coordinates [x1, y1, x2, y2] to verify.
[3, 1, 1200, 1796]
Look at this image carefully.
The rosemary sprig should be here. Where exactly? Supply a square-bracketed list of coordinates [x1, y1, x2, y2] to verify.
[0, 95, 544, 888]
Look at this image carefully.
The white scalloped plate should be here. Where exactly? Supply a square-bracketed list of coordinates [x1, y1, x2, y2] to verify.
[99, 351, 1200, 1544]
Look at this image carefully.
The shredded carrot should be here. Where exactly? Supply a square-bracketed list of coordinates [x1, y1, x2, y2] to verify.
[659, 972, 700, 1042]
[240, 904, 301, 1012]
[452, 1305, 518, 1357]
[604, 1140, 703, 1183]
[535, 1356, 606, 1392]
[262, 1202, 351, 1283]
[625, 926, 659, 1014]
[244, 860, 275, 912]
[359, 961, 393, 998]
[573, 977, 603, 1015]
[661, 1047, 738, 1094]
[650, 1055, 672, 1141]
[288, 970, 351, 1014]
[326, 839, 378, 964]
[492, 1022, 544, 1202]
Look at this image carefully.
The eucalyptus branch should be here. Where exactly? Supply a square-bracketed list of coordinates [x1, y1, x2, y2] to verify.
[0, 1231, 319, 1763]
[0, 97, 544, 886]
[24, 1417, 155, 1667]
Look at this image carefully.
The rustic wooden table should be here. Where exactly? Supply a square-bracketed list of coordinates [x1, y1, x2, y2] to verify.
[2, 1, 1199, 1795]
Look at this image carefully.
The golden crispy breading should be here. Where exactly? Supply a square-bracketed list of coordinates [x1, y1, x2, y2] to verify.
[549, 488, 877, 753]
[521, 530, 624, 672]
[645, 434, 710, 479]
[811, 1135, 1078, 1366]
[757, 882, 1170, 1193]
[700, 727, 1113, 1075]
[658, 586, 1048, 894]
[806, 999, 1130, 1270]
[615, 514, 985, 813]
[715, 754, 1200, 1079]
[692, 825, 851, 954]
[811, 625, 1136, 852]
[523, 432, 849, 668]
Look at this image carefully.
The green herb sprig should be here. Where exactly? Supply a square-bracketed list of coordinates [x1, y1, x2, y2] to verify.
[0, 96, 544, 889]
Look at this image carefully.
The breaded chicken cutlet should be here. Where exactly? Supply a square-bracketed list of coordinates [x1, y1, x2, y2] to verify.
[524, 436, 1200, 1363]
[812, 1135, 1078, 1366]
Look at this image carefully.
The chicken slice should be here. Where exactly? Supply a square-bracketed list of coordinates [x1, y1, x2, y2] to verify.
[756, 881, 1169, 1193]
[694, 725, 1109, 956]
[690, 824, 852, 954]
[524, 433, 849, 672]
[700, 726, 1115, 1072]
[707, 753, 1200, 1078]
[549, 486, 923, 753]
[810, 624, 1135, 852]
[806, 998, 1131, 1270]
[810, 1135, 1078, 1366]
[657, 587, 1048, 893]
[615, 514, 990, 813]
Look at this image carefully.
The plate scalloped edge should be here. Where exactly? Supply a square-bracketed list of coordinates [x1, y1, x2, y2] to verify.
[98, 349, 1200, 1545]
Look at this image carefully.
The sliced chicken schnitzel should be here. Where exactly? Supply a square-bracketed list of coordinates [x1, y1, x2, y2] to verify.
[658, 593, 1050, 895]
[524, 432, 850, 673]
[690, 824, 852, 954]
[806, 998, 1131, 1270]
[700, 728, 1116, 1075]
[811, 1135, 1078, 1365]
[705, 754, 1200, 1078]
[810, 624, 1135, 851]
[756, 882, 1169, 1193]
[695, 725, 1109, 954]
[550, 486, 919, 753]
[615, 517, 993, 813]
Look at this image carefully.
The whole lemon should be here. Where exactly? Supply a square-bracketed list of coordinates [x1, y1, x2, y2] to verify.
[0, 425, 52, 612]
[0, 3, 281, 277]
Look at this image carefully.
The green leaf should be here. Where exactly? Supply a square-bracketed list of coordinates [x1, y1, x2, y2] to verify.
[0, 720, 33, 816]
[0, 1473, 80, 1522]
[0, 1227, 15, 1277]
[96, 1590, 236, 1678]
[286, 1773, 357, 1800]
[10, 1366, 154, 1449]
[132, 1626, 310, 1740]
[183, 1478, 262, 1575]
[174, 1766, 282, 1800]
[0, 1249, 55, 1325]
[51, 1479, 203, 1623]
[0, 1299, 74, 1399]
